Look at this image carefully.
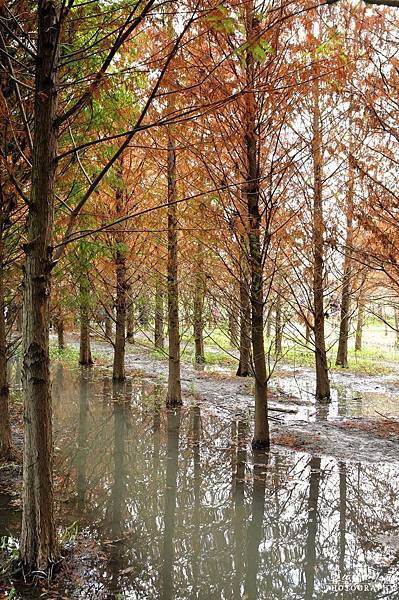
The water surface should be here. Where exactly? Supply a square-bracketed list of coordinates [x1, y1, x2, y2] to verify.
[2, 365, 399, 599]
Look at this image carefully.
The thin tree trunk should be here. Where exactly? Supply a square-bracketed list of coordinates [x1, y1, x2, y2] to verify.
[266, 305, 272, 338]
[275, 292, 282, 356]
[126, 302, 134, 343]
[15, 306, 22, 333]
[166, 135, 181, 405]
[336, 138, 354, 367]
[0, 230, 11, 459]
[395, 307, 399, 349]
[236, 242, 251, 377]
[193, 238, 205, 367]
[113, 165, 127, 381]
[228, 298, 239, 347]
[155, 278, 164, 350]
[20, 0, 59, 570]
[105, 311, 113, 340]
[305, 317, 311, 347]
[355, 299, 365, 352]
[165, 8, 181, 405]
[56, 317, 65, 350]
[245, 2, 269, 448]
[138, 296, 149, 327]
[311, 77, 330, 401]
[113, 249, 127, 380]
[79, 279, 93, 366]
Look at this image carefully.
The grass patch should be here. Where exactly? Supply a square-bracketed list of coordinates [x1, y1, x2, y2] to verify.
[49, 344, 109, 367]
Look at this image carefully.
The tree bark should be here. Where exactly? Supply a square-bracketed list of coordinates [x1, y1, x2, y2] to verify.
[113, 248, 127, 380]
[0, 231, 11, 459]
[395, 307, 399, 348]
[79, 279, 93, 366]
[112, 166, 127, 381]
[236, 242, 251, 377]
[245, 2, 269, 449]
[193, 239, 205, 367]
[266, 305, 272, 338]
[228, 298, 239, 347]
[305, 318, 311, 347]
[275, 292, 282, 356]
[311, 78, 330, 401]
[166, 135, 181, 406]
[336, 146, 354, 367]
[55, 317, 65, 350]
[126, 302, 135, 343]
[355, 298, 365, 352]
[105, 311, 113, 340]
[20, 0, 60, 570]
[154, 278, 164, 350]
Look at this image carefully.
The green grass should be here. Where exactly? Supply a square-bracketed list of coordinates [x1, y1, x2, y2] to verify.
[49, 322, 399, 378]
[49, 344, 109, 367]
[280, 346, 395, 376]
[50, 345, 81, 365]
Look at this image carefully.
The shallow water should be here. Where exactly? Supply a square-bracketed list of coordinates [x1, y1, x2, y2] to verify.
[2, 365, 399, 599]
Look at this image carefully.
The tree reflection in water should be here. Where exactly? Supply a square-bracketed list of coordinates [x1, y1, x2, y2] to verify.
[26, 367, 399, 599]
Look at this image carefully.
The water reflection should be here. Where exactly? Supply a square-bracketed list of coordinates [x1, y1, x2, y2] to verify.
[2, 366, 399, 599]
[162, 409, 181, 600]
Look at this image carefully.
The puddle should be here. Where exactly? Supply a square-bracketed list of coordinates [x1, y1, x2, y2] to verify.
[2, 366, 399, 598]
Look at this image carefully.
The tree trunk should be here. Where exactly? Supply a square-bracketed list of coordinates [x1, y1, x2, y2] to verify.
[266, 305, 272, 339]
[305, 318, 311, 347]
[56, 317, 65, 350]
[113, 247, 127, 381]
[245, 2, 269, 449]
[166, 135, 181, 406]
[228, 299, 238, 347]
[336, 145, 354, 367]
[79, 279, 93, 366]
[112, 167, 127, 381]
[311, 77, 330, 401]
[154, 278, 164, 350]
[355, 299, 365, 352]
[138, 296, 149, 327]
[395, 307, 399, 349]
[16, 306, 23, 333]
[275, 292, 282, 356]
[126, 302, 135, 343]
[105, 311, 113, 340]
[20, 0, 59, 570]
[236, 242, 251, 377]
[193, 238, 205, 367]
[0, 232, 11, 459]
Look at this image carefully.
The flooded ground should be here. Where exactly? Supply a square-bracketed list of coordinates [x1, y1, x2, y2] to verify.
[2, 360, 399, 598]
